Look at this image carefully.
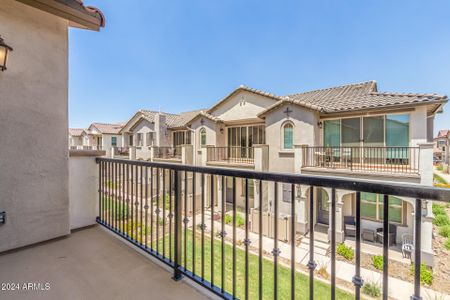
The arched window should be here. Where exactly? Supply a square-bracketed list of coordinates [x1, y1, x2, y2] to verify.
[282, 122, 294, 150]
[200, 128, 207, 147]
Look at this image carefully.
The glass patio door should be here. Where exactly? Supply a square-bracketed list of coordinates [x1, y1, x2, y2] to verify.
[363, 116, 385, 164]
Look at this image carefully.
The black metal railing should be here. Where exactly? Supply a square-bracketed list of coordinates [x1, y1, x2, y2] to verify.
[207, 146, 254, 164]
[69, 145, 102, 150]
[96, 157, 449, 300]
[302, 146, 420, 175]
[153, 146, 182, 160]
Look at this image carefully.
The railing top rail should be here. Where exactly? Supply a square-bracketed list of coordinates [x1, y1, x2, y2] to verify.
[96, 157, 450, 202]
[307, 146, 420, 149]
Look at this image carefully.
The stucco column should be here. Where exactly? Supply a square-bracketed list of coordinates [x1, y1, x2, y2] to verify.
[294, 144, 308, 174]
[182, 144, 193, 165]
[149, 146, 155, 162]
[202, 145, 213, 166]
[418, 142, 434, 186]
[327, 189, 345, 243]
[414, 200, 434, 267]
[69, 149, 106, 230]
[129, 146, 136, 160]
[254, 144, 269, 212]
[111, 147, 115, 159]
[296, 185, 308, 234]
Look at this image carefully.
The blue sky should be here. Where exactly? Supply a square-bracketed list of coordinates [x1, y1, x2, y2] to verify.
[69, 0, 450, 134]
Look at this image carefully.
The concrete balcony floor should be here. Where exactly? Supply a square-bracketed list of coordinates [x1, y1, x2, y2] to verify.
[0, 226, 208, 300]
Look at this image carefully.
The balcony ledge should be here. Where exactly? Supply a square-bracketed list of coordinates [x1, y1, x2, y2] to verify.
[301, 167, 421, 180]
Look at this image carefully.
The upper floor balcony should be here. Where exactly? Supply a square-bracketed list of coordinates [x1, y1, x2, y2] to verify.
[206, 146, 255, 167]
[153, 146, 182, 162]
[301, 146, 421, 177]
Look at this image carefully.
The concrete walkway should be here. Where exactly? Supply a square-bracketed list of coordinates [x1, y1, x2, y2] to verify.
[435, 167, 450, 184]
[0, 226, 208, 300]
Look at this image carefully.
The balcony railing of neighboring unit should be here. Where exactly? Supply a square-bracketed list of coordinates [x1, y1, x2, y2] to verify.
[302, 146, 420, 175]
[69, 145, 102, 150]
[96, 157, 450, 300]
[153, 146, 182, 160]
[207, 146, 254, 164]
[113, 147, 130, 157]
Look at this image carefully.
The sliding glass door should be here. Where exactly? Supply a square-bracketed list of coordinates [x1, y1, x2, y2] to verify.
[323, 114, 410, 165]
[227, 125, 265, 158]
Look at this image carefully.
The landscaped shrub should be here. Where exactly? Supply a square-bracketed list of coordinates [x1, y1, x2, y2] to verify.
[362, 281, 381, 298]
[433, 173, 447, 184]
[372, 255, 383, 270]
[432, 203, 446, 216]
[336, 243, 354, 261]
[444, 238, 450, 250]
[224, 214, 245, 227]
[433, 214, 450, 226]
[436, 165, 444, 171]
[439, 225, 450, 238]
[410, 263, 433, 285]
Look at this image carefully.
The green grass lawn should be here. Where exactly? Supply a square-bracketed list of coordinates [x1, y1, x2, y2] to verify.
[156, 229, 353, 300]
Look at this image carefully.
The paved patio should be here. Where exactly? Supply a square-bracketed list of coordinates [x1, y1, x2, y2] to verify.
[0, 226, 208, 300]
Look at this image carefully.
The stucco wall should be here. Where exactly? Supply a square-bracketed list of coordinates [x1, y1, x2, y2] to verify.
[130, 119, 156, 146]
[265, 103, 320, 173]
[69, 153, 99, 229]
[210, 90, 278, 121]
[0, 0, 70, 252]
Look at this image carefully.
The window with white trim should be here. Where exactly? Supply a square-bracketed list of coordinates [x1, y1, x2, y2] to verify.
[282, 122, 294, 150]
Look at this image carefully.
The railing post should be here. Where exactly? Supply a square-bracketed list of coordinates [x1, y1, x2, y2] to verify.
[411, 198, 422, 300]
[172, 169, 183, 281]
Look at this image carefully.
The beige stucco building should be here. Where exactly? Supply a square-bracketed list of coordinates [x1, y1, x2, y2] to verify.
[118, 81, 447, 266]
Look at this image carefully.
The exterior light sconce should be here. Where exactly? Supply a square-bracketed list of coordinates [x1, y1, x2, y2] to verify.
[220, 127, 224, 134]
[0, 36, 13, 71]
[318, 121, 323, 129]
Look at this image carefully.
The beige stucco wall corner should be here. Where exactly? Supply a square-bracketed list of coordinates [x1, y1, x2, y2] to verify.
[0, 0, 70, 252]
[418, 142, 434, 186]
[254, 144, 269, 171]
[69, 151, 104, 230]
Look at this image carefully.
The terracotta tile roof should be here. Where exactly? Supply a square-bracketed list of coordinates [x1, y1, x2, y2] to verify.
[72, 0, 105, 27]
[138, 109, 206, 129]
[69, 128, 84, 136]
[90, 123, 124, 134]
[436, 130, 450, 139]
[168, 109, 205, 128]
[258, 81, 448, 116]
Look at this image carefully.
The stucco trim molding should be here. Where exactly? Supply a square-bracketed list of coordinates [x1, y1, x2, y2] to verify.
[69, 149, 106, 157]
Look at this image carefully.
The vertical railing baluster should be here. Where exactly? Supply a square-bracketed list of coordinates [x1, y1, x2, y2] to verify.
[169, 169, 173, 260]
[210, 174, 215, 286]
[98, 160, 102, 223]
[244, 178, 249, 300]
[308, 186, 316, 300]
[121, 163, 125, 235]
[290, 183, 296, 300]
[232, 176, 237, 298]
[273, 182, 279, 300]
[150, 167, 154, 251]
[140, 165, 144, 245]
[163, 168, 166, 256]
[130, 164, 134, 237]
[145, 166, 148, 248]
[221, 176, 225, 293]
[126, 163, 130, 236]
[259, 180, 263, 300]
[135, 164, 138, 241]
[383, 194, 389, 300]
[331, 188, 336, 300]
[201, 173, 205, 280]
[184, 171, 188, 269]
[173, 169, 182, 281]
[192, 172, 196, 275]
[353, 192, 363, 299]
[156, 168, 160, 253]
[108, 161, 111, 227]
[412, 198, 422, 300]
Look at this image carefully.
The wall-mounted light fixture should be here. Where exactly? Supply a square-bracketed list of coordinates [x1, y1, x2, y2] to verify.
[0, 36, 13, 71]
[220, 127, 224, 134]
[318, 121, 323, 129]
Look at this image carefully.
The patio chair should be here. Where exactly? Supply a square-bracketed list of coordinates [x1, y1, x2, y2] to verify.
[344, 216, 356, 237]
[401, 233, 414, 259]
